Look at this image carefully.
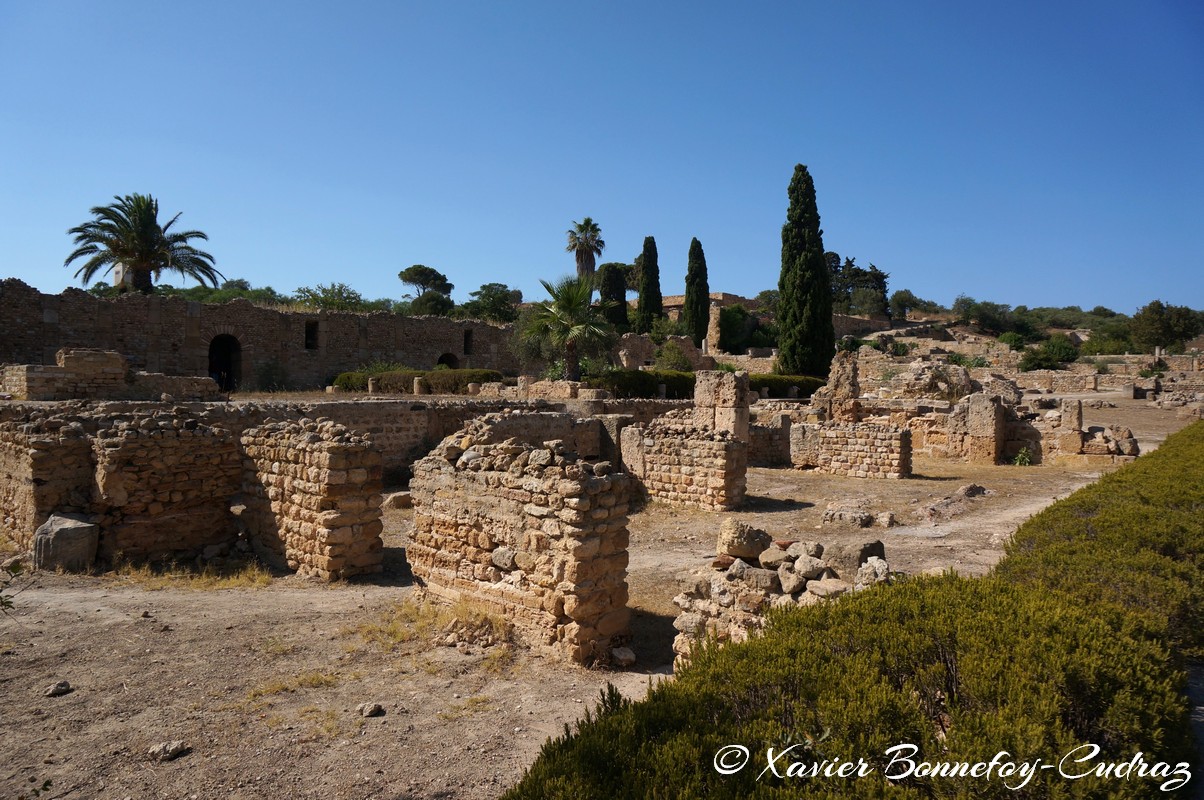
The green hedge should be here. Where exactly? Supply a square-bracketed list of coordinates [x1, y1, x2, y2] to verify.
[332, 368, 503, 395]
[749, 373, 825, 399]
[505, 422, 1204, 799]
[586, 370, 696, 399]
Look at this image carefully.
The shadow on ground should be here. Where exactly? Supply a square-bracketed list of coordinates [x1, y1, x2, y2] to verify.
[742, 495, 814, 512]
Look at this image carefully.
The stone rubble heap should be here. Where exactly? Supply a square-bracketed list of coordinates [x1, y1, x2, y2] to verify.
[672, 518, 890, 663]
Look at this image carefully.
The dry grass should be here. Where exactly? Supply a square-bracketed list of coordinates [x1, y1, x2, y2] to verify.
[258, 636, 297, 657]
[246, 670, 339, 700]
[437, 694, 493, 721]
[0, 532, 20, 559]
[108, 559, 273, 590]
[351, 597, 511, 654]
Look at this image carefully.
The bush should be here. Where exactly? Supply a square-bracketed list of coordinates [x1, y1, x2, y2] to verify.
[332, 371, 369, 391]
[997, 331, 1025, 351]
[946, 352, 989, 369]
[376, 369, 427, 393]
[424, 368, 503, 394]
[1018, 347, 1062, 372]
[748, 373, 825, 399]
[654, 341, 694, 372]
[505, 422, 1204, 799]
[586, 369, 695, 399]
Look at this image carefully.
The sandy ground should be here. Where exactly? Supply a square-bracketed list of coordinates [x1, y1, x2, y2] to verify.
[0, 394, 1194, 800]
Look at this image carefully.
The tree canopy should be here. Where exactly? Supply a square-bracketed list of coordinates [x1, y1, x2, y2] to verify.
[521, 276, 615, 381]
[776, 165, 833, 376]
[633, 236, 662, 335]
[455, 282, 522, 323]
[565, 218, 605, 282]
[64, 193, 221, 294]
[682, 237, 710, 347]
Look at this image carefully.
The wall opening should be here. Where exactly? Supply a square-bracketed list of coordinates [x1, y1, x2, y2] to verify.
[304, 321, 319, 350]
[437, 353, 460, 369]
[463, 329, 473, 356]
[208, 334, 242, 391]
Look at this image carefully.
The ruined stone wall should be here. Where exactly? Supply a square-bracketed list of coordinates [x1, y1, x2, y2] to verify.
[0, 279, 517, 390]
[91, 419, 243, 563]
[613, 333, 716, 371]
[240, 420, 384, 580]
[790, 422, 911, 478]
[1, 349, 221, 401]
[409, 427, 632, 664]
[0, 421, 93, 549]
[1011, 370, 1099, 393]
[748, 413, 791, 467]
[620, 412, 748, 509]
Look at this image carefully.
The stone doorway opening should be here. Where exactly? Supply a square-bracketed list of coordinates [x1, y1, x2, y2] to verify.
[208, 334, 242, 391]
[436, 353, 460, 369]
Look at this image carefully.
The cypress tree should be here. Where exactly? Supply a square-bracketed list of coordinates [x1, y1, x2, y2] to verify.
[595, 262, 629, 331]
[633, 236, 661, 334]
[682, 237, 710, 347]
[777, 164, 834, 376]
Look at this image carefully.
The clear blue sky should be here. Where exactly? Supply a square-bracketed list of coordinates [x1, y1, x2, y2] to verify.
[2, 1, 1201, 313]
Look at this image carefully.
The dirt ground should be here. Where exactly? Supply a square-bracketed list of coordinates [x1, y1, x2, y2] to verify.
[0, 394, 1193, 800]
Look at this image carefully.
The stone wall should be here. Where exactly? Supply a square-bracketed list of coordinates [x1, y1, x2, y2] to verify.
[408, 417, 632, 664]
[1, 349, 221, 401]
[0, 420, 93, 549]
[789, 422, 911, 478]
[240, 420, 384, 579]
[0, 279, 517, 390]
[91, 419, 242, 563]
[748, 412, 791, 467]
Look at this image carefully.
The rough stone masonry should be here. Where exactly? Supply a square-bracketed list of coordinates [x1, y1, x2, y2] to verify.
[408, 413, 633, 664]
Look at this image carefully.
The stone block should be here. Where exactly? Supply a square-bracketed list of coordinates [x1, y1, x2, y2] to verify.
[33, 514, 99, 573]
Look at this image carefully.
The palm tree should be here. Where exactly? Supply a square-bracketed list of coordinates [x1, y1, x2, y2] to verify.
[521, 276, 615, 381]
[64, 194, 221, 294]
[565, 217, 605, 281]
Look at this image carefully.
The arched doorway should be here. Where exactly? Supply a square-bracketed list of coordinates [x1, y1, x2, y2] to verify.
[436, 353, 460, 369]
[208, 334, 242, 391]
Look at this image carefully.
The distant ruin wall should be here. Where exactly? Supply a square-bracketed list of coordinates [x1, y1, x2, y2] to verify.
[240, 420, 384, 580]
[0, 279, 518, 390]
[2, 349, 221, 401]
[620, 414, 748, 510]
[409, 430, 632, 664]
[790, 422, 911, 478]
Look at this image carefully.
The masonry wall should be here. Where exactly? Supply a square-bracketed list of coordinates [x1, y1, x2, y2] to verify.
[620, 412, 748, 510]
[91, 419, 243, 562]
[0, 422, 93, 549]
[749, 413, 791, 467]
[2, 349, 221, 401]
[409, 424, 632, 664]
[789, 422, 911, 478]
[240, 420, 384, 580]
[0, 279, 518, 390]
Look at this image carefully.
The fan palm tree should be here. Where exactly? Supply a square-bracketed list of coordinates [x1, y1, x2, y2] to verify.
[521, 276, 615, 381]
[565, 217, 605, 282]
[64, 194, 221, 294]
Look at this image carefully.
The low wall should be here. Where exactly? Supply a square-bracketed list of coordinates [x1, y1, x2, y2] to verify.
[92, 419, 242, 562]
[1, 349, 221, 401]
[749, 413, 791, 467]
[620, 411, 747, 510]
[0, 422, 93, 549]
[240, 420, 384, 579]
[790, 422, 911, 478]
[408, 424, 632, 664]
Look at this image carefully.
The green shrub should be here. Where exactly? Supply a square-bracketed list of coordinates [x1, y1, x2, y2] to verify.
[586, 369, 695, 399]
[506, 575, 1192, 799]
[998, 331, 1025, 351]
[332, 371, 369, 391]
[505, 422, 1204, 799]
[376, 369, 427, 393]
[424, 368, 503, 394]
[654, 341, 694, 372]
[1018, 347, 1061, 372]
[946, 352, 990, 369]
[748, 373, 825, 399]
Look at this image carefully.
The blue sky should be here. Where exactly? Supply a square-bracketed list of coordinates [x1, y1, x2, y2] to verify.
[1, 1, 1201, 313]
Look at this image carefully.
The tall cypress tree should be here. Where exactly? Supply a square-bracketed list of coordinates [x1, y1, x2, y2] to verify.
[633, 236, 661, 334]
[596, 262, 630, 331]
[777, 164, 834, 376]
[682, 237, 710, 347]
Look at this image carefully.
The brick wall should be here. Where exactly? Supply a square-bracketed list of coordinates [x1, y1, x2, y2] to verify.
[620, 411, 748, 510]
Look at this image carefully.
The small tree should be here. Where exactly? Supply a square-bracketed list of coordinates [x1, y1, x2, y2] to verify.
[521, 277, 615, 381]
[633, 236, 662, 335]
[776, 165, 833, 376]
[456, 282, 522, 322]
[294, 282, 368, 311]
[565, 218, 605, 282]
[682, 237, 710, 347]
[596, 262, 630, 331]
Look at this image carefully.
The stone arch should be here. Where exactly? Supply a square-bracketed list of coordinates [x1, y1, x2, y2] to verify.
[208, 334, 242, 391]
[436, 353, 460, 369]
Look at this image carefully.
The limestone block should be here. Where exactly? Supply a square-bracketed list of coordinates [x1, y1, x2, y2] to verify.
[717, 519, 771, 559]
[33, 513, 99, 573]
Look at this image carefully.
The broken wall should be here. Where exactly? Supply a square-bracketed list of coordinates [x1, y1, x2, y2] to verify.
[408, 422, 632, 664]
[789, 422, 911, 478]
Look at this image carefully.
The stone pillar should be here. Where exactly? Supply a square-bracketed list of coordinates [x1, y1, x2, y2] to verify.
[1060, 398, 1083, 432]
[693, 370, 750, 442]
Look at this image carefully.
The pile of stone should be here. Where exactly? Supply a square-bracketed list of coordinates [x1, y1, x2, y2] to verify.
[671, 519, 890, 663]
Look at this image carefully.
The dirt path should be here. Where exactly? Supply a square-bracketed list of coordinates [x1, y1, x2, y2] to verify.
[0, 395, 1191, 799]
